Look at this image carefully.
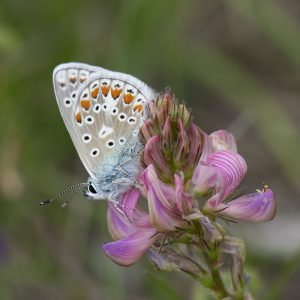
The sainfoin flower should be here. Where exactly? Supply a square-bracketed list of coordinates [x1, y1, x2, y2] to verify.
[102, 90, 276, 298]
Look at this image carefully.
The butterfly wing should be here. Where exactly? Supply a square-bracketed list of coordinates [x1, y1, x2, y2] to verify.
[53, 62, 156, 179]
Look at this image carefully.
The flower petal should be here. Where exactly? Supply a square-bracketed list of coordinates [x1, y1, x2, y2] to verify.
[204, 150, 247, 208]
[102, 228, 159, 266]
[107, 203, 135, 240]
[191, 133, 217, 195]
[175, 174, 192, 215]
[191, 131, 237, 196]
[220, 188, 276, 222]
[185, 123, 204, 171]
[118, 188, 140, 222]
[144, 136, 171, 178]
[140, 165, 186, 231]
[210, 130, 237, 152]
[175, 119, 189, 163]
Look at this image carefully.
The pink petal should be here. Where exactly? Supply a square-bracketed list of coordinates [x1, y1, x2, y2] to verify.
[191, 131, 237, 195]
[191, 133, 217, 195]
[144, 136, 171, 177]
[175, 174, 192, 215]
[185, 123, 204, 168]
[220, 188, 276, 222]
[102, 228, 159, 266]
[175, 120, 189, 162]
[118, 188, 140, 222]
[204, 150, 247, 208]
[199, 132, 214, 161]
[107, 203, 136, 240]
[210, 130, 237, 152]
[140, 165, 186, 231]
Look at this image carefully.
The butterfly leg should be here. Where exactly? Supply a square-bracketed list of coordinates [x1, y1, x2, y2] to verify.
[111, 177, 143, 191]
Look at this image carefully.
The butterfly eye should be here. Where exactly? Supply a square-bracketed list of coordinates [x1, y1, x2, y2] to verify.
[88, 183, 97, 194]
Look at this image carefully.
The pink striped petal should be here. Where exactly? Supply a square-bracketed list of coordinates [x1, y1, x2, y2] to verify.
[191, 131, 237, 196]
[220, 188, 276, 222]
[175, 174, 192, 215]
[102, 228, 159, 266]
[191, 133, 216, 195]
[175, 120, 189, 162]
[118, 188, 141, 222]
[210, 130, 237, 152]
[144, 136, 171, 177]
[185, 123, 204, 169]
[204, 150, 247, 208]
[107, 203, 136, 240]
[140, 165, 186, 231]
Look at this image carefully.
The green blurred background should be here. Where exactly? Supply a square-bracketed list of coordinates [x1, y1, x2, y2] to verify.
[1, 0, 300, 299]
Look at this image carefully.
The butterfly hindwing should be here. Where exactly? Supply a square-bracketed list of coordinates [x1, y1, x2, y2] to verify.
[53, 63, 156, 179]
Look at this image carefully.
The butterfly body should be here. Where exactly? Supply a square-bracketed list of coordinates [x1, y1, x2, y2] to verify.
[53, 63, 156, 202]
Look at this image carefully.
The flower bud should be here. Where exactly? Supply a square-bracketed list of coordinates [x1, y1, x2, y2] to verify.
[140, 89, 204, 183]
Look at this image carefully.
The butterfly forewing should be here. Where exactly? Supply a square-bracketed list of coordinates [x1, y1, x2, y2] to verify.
[53, 63, 156, 179]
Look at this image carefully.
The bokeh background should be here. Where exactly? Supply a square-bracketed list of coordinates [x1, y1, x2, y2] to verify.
[1, 0, 300, 299]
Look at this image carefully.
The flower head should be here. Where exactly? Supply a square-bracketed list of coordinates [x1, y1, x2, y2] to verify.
[103, 90, 276, 270]
[140, 89, 205, 183]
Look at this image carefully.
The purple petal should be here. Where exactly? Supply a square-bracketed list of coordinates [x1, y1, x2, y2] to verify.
[191, 131, 237, 195]
[107, 203, 136, 240]
[175, 120, 189, 162]
[191, 134, 217, 195]
[210, 130, 237, 152]
[220, 188, 276, 222]
[102, 228, 159, 266]
[118, 188, 140, 222]
[199, 132, 214, 161]
[140, 165, 186, 231]
[144, 136, 171, 177]
[186, 123, 204, 168]
[204, 150, 247, 208]
[175, 174, 192, 215]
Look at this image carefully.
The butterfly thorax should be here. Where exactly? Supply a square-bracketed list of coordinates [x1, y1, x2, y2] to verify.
[84, 139, 143, 201]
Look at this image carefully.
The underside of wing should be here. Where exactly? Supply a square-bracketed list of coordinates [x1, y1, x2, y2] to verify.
[53, 62, 157, 178]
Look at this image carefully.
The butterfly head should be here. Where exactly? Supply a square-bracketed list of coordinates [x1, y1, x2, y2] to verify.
[83, 178, 104, 200]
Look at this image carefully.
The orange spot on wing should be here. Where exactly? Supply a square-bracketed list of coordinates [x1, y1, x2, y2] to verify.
[80, 100, 91, 110]
[69, 76, 76, 84]
[111, 88, 122, 99]
[80, 77, 86, 83]
[75, 112, 82, 123]
[101, 86, 110, 97]
[91, 87, 99, 98]
[133, 104, 144, 112]
[123, 93, 134, 104]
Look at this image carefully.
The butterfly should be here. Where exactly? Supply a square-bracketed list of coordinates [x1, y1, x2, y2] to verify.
[52, 62, 157, 203]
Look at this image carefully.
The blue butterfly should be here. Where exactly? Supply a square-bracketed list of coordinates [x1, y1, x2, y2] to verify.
[51, 63, 156, 203]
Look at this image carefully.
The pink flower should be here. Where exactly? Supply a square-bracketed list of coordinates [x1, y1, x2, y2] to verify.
[103, 189, 162, 266]
[103, 93, 276, 268]
[191, 130, 237, 196]
[140, 164, 191, 231]
[103, 164, 193, 266]
[191, 132, 276, 222]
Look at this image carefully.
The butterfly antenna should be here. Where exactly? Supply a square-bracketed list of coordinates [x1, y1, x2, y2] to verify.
[40, 183, 86, 206]
[61, 184, 85, 208]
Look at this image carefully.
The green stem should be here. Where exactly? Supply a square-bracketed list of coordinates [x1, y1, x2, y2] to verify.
[192, 220, 229, 299]
[203, 250, 229, 299]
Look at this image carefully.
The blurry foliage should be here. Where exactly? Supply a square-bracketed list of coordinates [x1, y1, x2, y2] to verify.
[0, 0, 300, 299]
